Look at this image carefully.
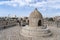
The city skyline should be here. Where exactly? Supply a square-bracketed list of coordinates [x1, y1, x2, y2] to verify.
[0, 0, 60, 17]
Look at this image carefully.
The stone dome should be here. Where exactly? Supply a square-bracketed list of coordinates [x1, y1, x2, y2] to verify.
[20, 8, 52, 37]
[29, 8, 43, 27]
[29, 8, 43, 18]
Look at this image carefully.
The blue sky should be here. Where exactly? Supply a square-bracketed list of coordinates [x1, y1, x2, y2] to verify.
[0, 0, 60, 17]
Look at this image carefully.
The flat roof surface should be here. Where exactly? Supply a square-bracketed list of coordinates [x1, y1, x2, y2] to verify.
[0, 25, 60, 40]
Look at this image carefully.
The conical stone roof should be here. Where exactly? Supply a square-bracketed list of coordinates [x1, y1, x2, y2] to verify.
[29, 8, 42, 18]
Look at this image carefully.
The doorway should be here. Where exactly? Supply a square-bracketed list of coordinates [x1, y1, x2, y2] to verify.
[38, 20, 41, 26]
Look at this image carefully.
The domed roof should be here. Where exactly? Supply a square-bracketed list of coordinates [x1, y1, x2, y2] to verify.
[29, 8, 42, 18]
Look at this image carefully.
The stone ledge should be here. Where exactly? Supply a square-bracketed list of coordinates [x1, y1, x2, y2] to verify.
[20, 26, 52, 37]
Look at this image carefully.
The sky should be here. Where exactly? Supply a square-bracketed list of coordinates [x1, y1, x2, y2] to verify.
[0, 0, 60, 17]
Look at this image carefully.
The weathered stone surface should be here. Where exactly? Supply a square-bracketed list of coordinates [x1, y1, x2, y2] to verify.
[20, 8, 52, 37]
[20, 26, 52, 37]
[29, 8, 43, 27]
[0, 26, 60, 40]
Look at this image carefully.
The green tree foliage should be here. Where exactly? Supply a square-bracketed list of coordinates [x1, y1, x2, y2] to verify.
[48, 18, 54, 21]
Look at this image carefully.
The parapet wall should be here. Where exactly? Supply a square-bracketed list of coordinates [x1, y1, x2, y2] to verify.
[44, 21, 58, 27]
[0, 20, 17, 29]
[20, 26, 52, 37]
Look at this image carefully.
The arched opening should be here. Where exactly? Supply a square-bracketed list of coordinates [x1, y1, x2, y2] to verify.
[38, 20, 41, 26]
[28, 20, 29, 25]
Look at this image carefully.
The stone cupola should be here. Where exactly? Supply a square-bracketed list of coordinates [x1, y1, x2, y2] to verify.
[29, 8, 43, 27]
[20, 8, 52, 37]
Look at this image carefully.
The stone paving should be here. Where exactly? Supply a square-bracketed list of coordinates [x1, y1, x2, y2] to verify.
[0, 25, 60, 40]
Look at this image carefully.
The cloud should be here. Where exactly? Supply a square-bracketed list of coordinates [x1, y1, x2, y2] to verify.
[29, 1, 47, 7]
[47, 0, 60, 9]
[0, 0, 11, 1]
[0, 0, 47, 7]
[0, 0, 60, 9]
[0, 1, 18, 7]
[0, 0, 47, 11]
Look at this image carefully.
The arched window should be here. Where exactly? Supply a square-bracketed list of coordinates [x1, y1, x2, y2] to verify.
[38, 20, 41, 26]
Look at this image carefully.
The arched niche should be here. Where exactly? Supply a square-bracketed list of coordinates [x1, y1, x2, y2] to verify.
[38, 20, 41, 26]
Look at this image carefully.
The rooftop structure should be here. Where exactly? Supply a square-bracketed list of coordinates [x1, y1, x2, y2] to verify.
[20, 8, 52, 37]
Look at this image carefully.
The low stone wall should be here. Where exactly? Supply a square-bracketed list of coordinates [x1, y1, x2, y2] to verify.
[20, 26, 52, 37]
[0, 20, 17, 29]
[44, 21, 57, 27]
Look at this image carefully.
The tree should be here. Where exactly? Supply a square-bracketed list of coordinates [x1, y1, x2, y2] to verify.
[48, 18, 54, 21]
